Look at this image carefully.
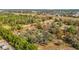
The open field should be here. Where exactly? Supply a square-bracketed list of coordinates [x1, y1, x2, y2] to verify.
[0, 9, 79, 50]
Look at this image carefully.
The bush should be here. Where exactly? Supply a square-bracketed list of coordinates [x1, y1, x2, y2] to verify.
[16, 25, 23, 30]
[67, 25, 76, 34]
[36, 22, 42, 29]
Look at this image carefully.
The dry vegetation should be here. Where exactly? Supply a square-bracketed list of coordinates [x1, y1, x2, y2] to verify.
[0, 10, 79, 50]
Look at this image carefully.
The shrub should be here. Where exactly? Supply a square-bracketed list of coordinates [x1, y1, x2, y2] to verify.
[36, 22, 42, 29]
[67, 25, 76, 34]
[16, 25, 23, 30]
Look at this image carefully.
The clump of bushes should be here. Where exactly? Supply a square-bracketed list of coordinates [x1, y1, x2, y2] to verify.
[48, 21, 60, 34]
[0, 27, 37, 50]
[20, 29, 53, 45]
[63, 34, 79, 49]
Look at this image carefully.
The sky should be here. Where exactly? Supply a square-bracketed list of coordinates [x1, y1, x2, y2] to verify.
[0, 0, 79, 9]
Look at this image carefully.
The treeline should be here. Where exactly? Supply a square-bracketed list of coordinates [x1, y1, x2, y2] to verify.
[0, 26, 37, 50]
